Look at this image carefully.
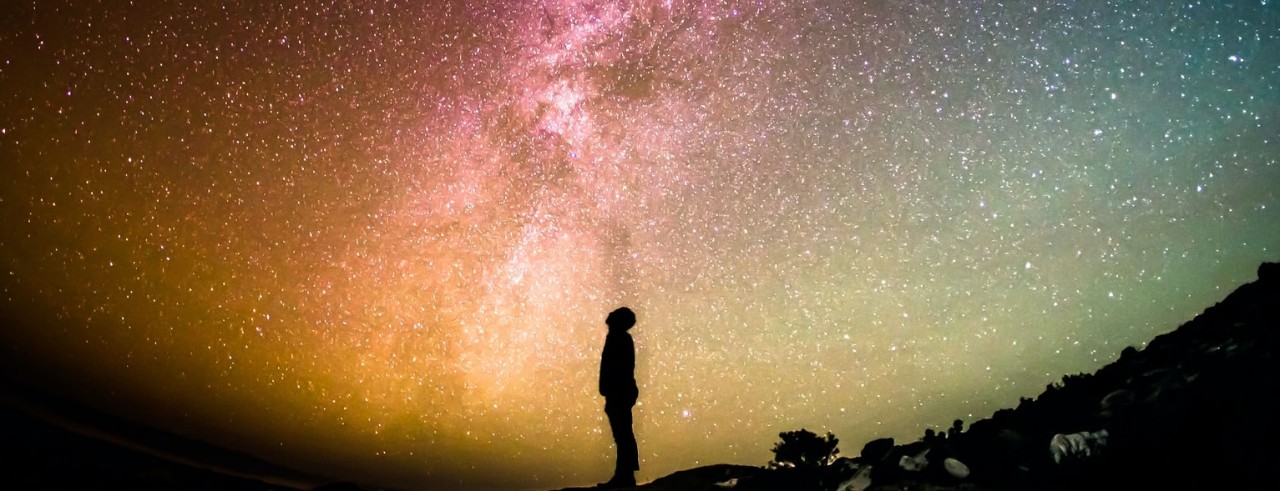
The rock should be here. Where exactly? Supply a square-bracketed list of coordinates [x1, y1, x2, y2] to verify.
[898, 449, 929, 472]
[1049, 429, 1109, 464]
[860, 437, 895, 462]
[836, 464, 873, 491]
[1100, 389, 1135, 417]
[943, 457, 970, 479]
[1259, 262, 1279, 280]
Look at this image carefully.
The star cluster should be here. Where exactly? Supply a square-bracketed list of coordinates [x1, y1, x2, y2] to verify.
[1, 1, 1278, 489]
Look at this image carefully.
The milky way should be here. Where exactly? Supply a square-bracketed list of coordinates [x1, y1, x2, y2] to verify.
[1, 1, 1278, 489]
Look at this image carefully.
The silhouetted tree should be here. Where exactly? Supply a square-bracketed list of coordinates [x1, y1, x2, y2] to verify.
[769, 429, 840, 469]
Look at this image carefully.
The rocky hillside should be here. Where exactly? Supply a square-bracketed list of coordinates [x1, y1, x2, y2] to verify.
[582, 262, 1280, 491]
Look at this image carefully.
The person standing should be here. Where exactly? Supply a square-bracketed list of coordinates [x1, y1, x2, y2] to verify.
[598, 307, 639, 488]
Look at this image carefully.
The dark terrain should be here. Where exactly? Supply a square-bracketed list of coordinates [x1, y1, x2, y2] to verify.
[562, 262, 1280, 491]
[4, 263, 1277, 491]
[0, 379, 352, 491]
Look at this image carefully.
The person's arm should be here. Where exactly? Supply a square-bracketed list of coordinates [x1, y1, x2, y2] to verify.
[599, 334, 613, 397]
[624, 335, 635, 379]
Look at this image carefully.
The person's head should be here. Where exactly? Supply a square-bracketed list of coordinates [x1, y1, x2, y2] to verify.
[606, 307, 636, 331]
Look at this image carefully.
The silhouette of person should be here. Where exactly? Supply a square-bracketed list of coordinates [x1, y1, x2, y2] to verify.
[598, 307, 639, 488]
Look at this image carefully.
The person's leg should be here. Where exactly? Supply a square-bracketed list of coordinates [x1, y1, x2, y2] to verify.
[613, 406, 637, 472]
[605, 401, 637, 486]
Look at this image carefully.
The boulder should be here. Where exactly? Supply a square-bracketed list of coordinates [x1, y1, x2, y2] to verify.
[1049, 429, 1109, 464]
[1100, 389, 1135, 417]
[943, 457, 970, 479]
[860, 437, 895, 462]
[835, 464, 873, 491]
[898, 449, 930, 472]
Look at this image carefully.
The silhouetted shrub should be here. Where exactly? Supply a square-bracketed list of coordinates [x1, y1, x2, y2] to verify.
[948, 419, 965, 439]
[769, 429, 839, 469]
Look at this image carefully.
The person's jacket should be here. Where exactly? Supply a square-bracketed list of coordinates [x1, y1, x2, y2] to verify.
[599, 330, 637, 400]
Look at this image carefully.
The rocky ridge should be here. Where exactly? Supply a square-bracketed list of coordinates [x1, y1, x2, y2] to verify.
[569, 262, 1280, 491]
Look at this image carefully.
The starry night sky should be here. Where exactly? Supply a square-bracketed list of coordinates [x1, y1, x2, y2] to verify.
[1, 1, 1278, 489]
